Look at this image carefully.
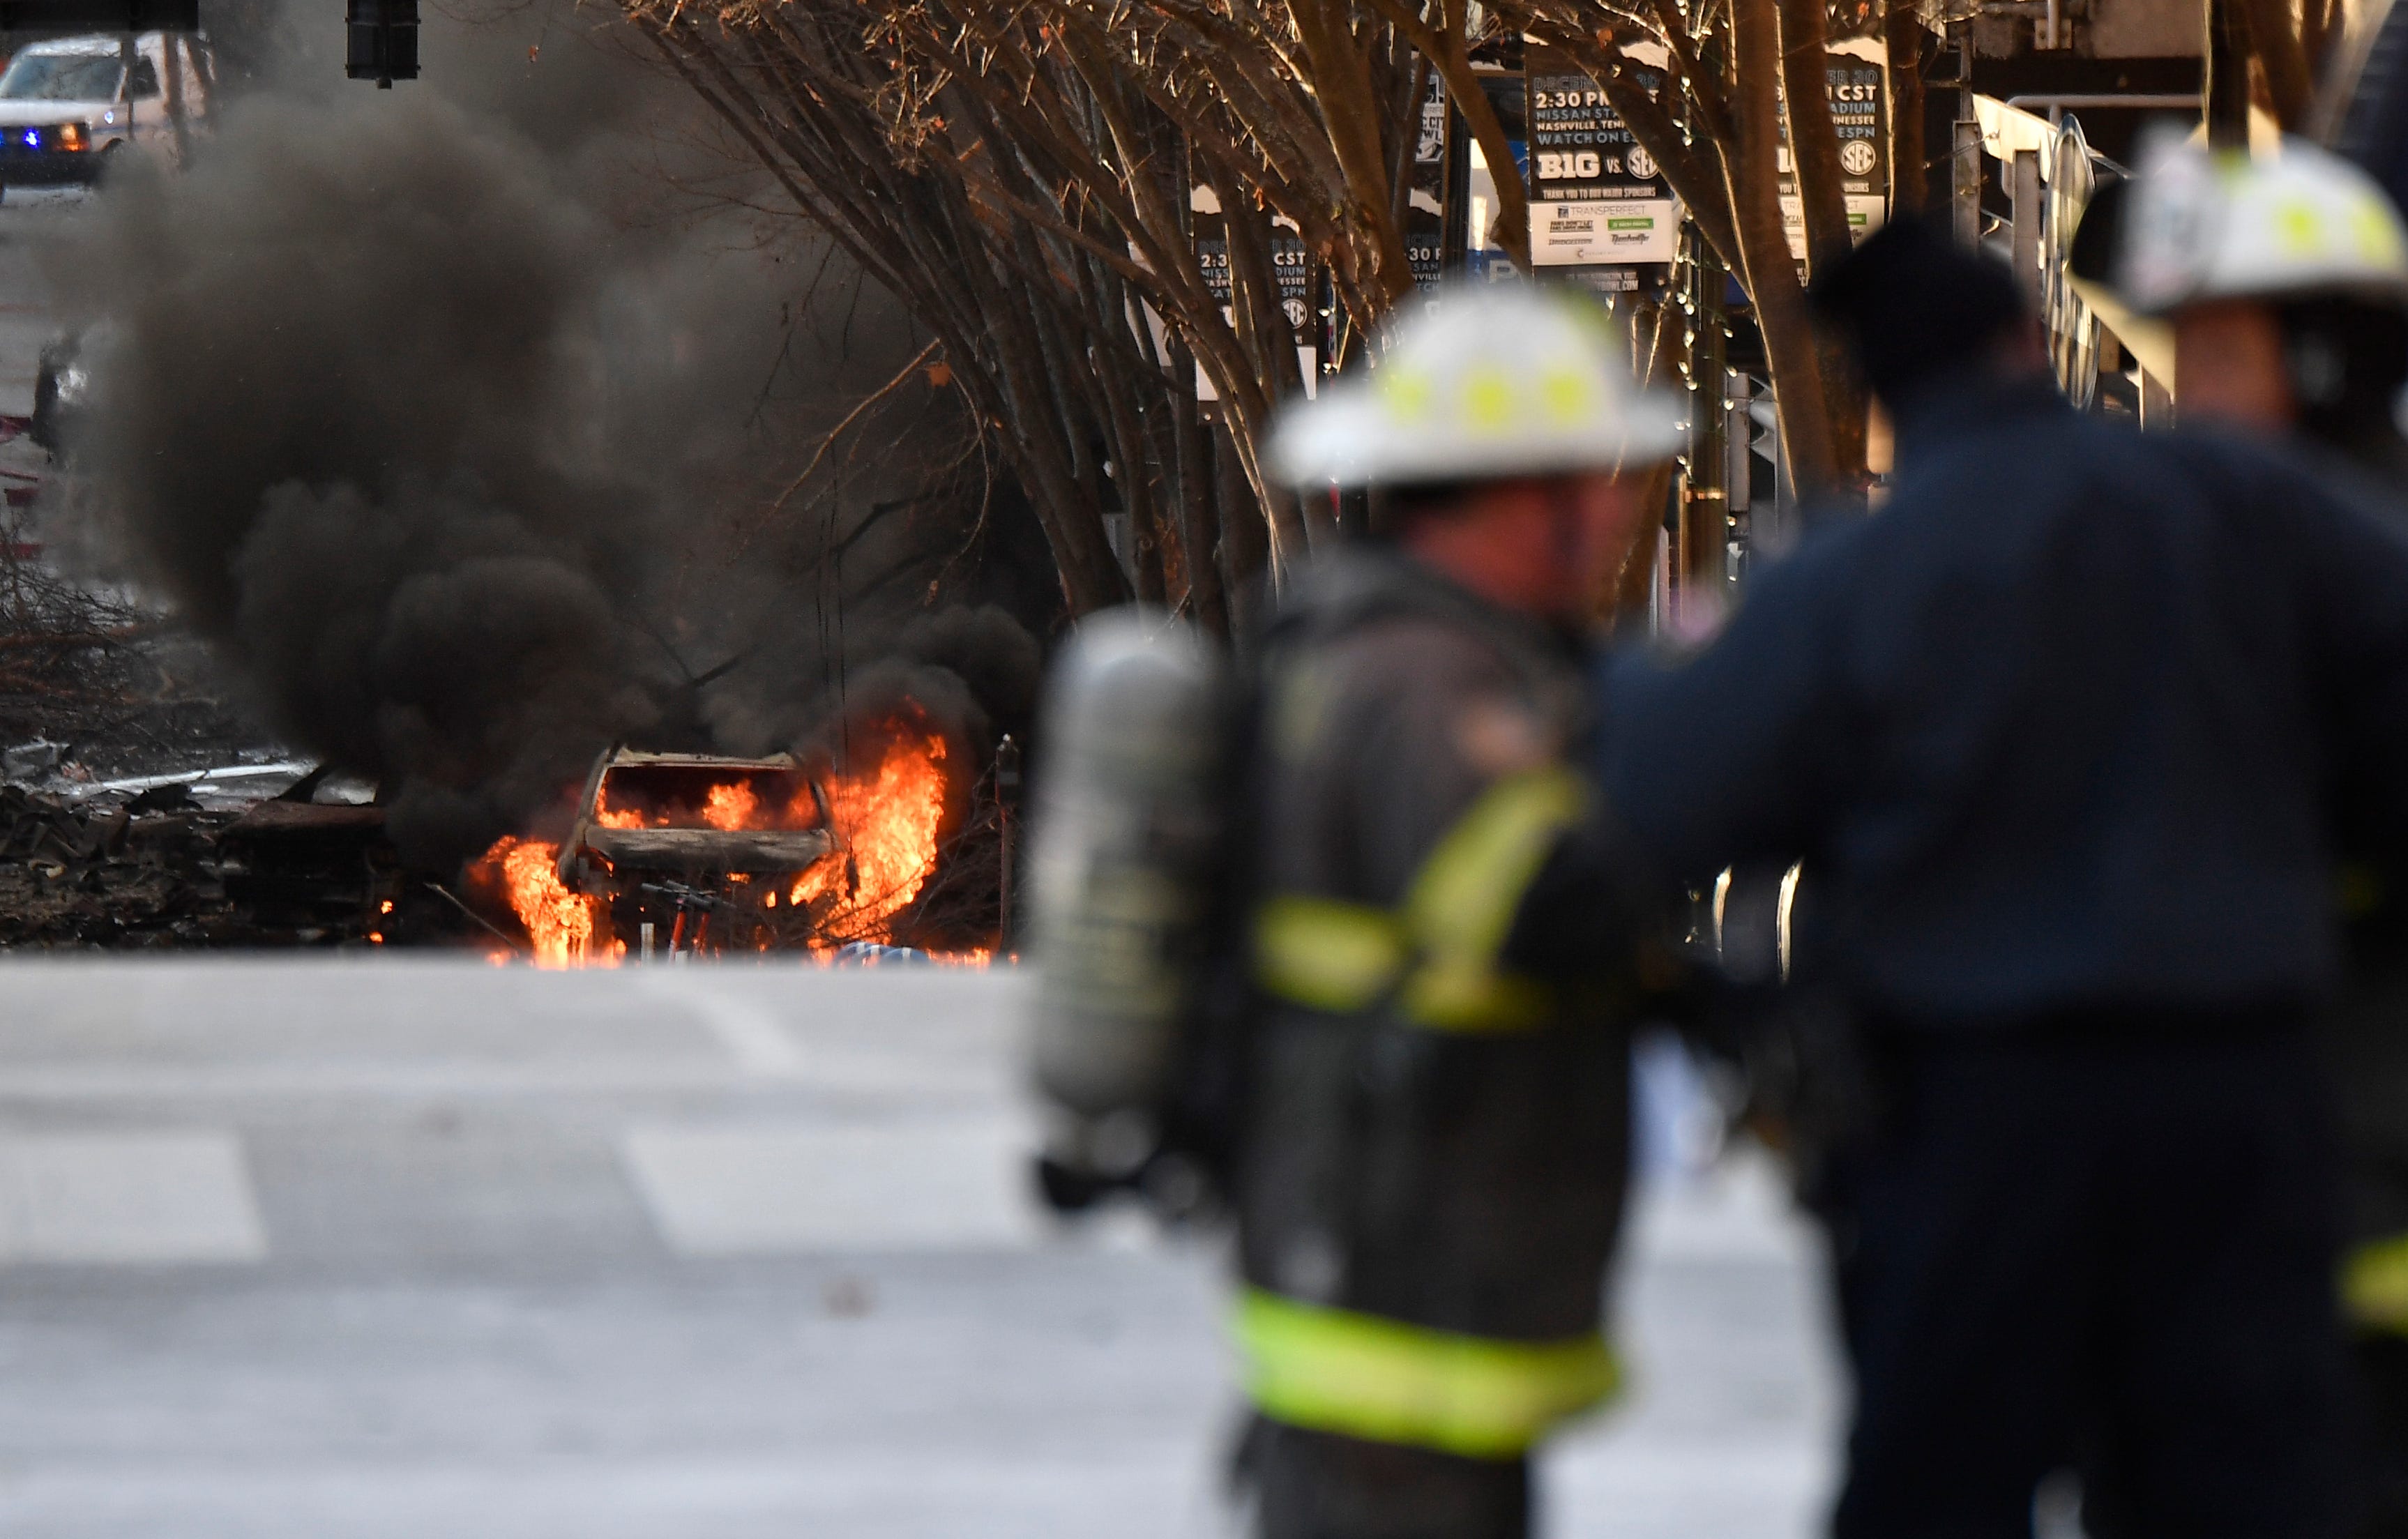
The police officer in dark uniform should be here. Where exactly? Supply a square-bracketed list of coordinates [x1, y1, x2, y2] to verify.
[1597, 214, 2408, 1536]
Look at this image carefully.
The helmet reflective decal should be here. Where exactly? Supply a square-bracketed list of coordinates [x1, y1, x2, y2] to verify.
[1377, 368, 1434, 420]
[1264, 283, 1682, 488]
[2354, 204, 2405, 266]
[2273, 198, 2324, 256]
[2118, 133, 2408, 314]
[2120, 132, 2223, 311]
[1539, 369, 1592, 425]
[1462, 368, 1514, 430]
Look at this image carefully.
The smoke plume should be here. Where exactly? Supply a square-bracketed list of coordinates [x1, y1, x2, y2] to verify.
[50, 10, 1050, 867]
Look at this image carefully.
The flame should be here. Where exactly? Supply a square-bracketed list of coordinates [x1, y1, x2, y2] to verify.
[788, 726, 951, 944]
[596, 773, 796, 831]
[704, 780, 759, 830]
[471, 713, 959, 963]
[478, 835, 607, 968]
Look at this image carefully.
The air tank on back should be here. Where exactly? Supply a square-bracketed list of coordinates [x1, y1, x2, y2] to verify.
[1024, 607, 1227, 1196]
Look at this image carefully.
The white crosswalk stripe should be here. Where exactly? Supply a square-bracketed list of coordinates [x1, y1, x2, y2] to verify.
[623, 1116, 1040, 1254]
[0, 1131, 266, 1264]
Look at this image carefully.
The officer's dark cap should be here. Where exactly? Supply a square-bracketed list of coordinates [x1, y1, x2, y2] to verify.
[1808, 215, 2031, 405]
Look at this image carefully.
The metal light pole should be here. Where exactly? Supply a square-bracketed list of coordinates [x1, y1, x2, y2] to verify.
[1679, 226, 1729, 609]
[1949, 21, 1982, 246]
[995, 734, 1020, 951]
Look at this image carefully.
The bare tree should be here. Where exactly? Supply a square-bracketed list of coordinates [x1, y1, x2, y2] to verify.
[1495, 0, 1871, 496]
[623, 0, 1565, 622]
[631, 0, 1167, 619]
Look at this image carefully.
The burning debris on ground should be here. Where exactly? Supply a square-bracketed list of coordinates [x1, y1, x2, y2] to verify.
[6, 777, 427, 953]
[0, 614, 1030, 958]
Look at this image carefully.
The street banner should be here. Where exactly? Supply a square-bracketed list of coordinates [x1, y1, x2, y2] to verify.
[1407, 68, 1449, 291]
[1270, 229, 1312, 339]
[1523, 41, 1676, 293]
[1779, 38, 1888, 261]
[1196, 209, 1232, 309]
[1190, 197, 1308, 334]
[1190, 189, 1319, 399]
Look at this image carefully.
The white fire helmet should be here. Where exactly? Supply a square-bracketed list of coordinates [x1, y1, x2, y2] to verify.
[1265, 283, 1681, 490]
[2119, 133, 2408, 316]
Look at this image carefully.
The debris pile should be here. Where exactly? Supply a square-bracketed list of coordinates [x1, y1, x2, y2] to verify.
[0, 768, 470, 951]
[0, 782, 238, 947]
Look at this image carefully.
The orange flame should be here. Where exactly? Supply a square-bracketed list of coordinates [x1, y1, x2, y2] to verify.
[594, 776, 779, 832]
[478, 835, 607, 968]
[471, 713, 958, 962]
[704, 780, 759, 830]
[789, 727, 951, 944]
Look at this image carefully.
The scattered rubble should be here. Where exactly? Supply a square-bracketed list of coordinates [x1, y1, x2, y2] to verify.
[0, 764, 481, 951]
[64, 757, 317, 810]
[0, 780, 241, 947]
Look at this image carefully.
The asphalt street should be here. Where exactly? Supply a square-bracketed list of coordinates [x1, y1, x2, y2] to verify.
[0, 961, 1840, 1537]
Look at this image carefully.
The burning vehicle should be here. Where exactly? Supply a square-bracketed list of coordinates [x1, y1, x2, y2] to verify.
[474, 715, 963, 966]
[556, 748, 835, 960]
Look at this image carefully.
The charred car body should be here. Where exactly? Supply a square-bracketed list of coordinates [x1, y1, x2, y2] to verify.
[555, 748, 839, 956]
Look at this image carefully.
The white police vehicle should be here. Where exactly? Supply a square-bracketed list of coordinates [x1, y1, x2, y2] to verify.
[0, 33, 213, 197]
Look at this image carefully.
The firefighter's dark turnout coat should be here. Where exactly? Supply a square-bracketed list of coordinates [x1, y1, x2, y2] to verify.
[1229, 545, 1641, 1462]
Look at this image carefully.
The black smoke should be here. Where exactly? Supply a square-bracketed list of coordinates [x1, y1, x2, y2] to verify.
[750, 603, 1045, 807]
[50, 18, 1052, 868]
[63, 92, 673, 860]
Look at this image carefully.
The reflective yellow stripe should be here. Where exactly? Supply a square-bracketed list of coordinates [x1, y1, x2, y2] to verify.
[2345, 1232, 2408, 1334]
[1399, 966, 1555, 1033]
[1255, 895, 1408, 1013]
[1234, 1287, 1620, 1459]
[1400, 767, 1585, 1031]
[1252, 767, 1587, 1033]
[1403, 767, 1588, 949]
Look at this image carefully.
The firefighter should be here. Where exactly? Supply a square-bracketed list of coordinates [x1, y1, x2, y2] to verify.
[2117, 135, 2408, 473]
[1598, 213, 2408, 1536]
[2116, 136, 2408, 1536]
[1227, 284, 1678, 1539]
